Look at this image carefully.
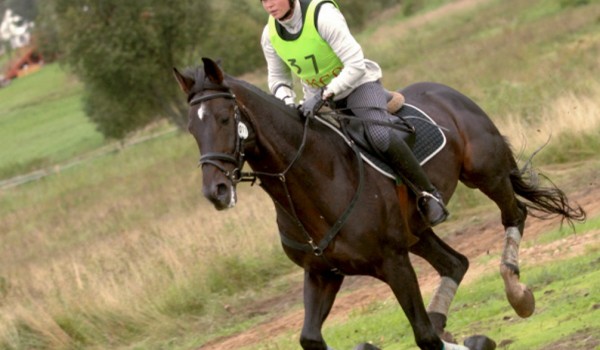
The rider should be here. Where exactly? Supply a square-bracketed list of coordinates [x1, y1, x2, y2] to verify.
[260, 0, 448, 226]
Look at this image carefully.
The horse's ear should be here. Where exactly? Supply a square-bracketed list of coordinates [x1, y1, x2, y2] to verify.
[202, 57, 224, 85]
[173, 67, 195, 95]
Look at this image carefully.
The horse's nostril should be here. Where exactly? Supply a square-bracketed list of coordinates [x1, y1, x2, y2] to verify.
[216, 183, 228, 198]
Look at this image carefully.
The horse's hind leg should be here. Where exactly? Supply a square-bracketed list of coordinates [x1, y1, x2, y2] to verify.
[299, 269, 344, 350]
[462, 151, 534, 317]
[499, 221, 535, 318]
[409, 229, 469, 338]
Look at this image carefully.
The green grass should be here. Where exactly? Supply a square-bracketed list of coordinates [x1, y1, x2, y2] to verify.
[1, 0, 600, 349]
[363, 0, 600, 119]
[527, 214, 600, 246]
[243, 222, 600, 350]
[0, 64, 104, 179]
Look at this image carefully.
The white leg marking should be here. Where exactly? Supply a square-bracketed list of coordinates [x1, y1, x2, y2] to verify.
[502, 226, 521, 267]
[442, 340, 469, 350]
[427, 276, 458, 316]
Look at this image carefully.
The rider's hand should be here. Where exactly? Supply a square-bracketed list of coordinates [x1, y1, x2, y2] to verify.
[322, 87, 335, 101]
[282, 96, 296, 109]
[300, 91, 324, 118]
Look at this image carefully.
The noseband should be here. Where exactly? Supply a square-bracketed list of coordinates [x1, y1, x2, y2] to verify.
[189, 91, 255, 184]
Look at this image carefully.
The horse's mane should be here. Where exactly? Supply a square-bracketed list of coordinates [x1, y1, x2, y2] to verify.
[181, 66, 301, 121]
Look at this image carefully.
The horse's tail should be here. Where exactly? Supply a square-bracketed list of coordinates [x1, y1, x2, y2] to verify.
[510, 159, 586, 228]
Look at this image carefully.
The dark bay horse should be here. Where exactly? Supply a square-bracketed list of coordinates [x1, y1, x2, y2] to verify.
[173, 58, 585, 350]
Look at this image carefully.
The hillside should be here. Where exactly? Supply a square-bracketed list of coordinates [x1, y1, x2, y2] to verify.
[0, 0, 599, 349]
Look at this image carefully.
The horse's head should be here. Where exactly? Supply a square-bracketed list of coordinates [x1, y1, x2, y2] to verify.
[173, 58, 249, 210]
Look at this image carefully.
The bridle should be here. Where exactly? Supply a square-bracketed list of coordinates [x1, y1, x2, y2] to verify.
[189, 91, 256, 184]
[188, 89, 366, 266]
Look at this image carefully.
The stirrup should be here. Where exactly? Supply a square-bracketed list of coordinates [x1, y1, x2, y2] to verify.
[417, 191, 449, 227]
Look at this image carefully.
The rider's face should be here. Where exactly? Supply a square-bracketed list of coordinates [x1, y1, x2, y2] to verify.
[261, 0, 291, 20]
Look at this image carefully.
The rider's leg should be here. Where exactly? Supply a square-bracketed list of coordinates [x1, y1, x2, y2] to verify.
[382, 129, 448, 226]
[346, 81, 448, 226]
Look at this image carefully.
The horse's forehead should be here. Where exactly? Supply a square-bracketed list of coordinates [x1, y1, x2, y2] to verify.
[197, 104, 206, 121]
[191, 91, 232, 123]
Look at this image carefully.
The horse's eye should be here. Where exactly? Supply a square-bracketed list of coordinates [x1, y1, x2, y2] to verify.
[219, 115, 230, 125]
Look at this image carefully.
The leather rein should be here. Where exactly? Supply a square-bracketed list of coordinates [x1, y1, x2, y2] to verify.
[188, 91, 365, 267]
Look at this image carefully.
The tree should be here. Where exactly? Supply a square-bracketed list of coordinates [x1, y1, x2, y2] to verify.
[40, 0, 213, 138]
[202, 1, 265, 76]
[34, 0, 402, 139]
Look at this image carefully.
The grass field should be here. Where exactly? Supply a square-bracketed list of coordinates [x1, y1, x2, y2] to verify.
[240, 219, 600, 350]
[0, 64, 104, 179]
[1, 0, 599, 349]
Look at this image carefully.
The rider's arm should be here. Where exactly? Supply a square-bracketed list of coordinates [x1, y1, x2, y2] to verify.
[317, 3, 368, 98]
[317, 3, 381, 100]
[261, 25, 297, 106]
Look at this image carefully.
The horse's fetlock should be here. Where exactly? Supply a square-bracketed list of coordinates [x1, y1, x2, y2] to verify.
[427, 312, 447, 335]
[415, 335, 443, 350]
[299, 336, 328, 350]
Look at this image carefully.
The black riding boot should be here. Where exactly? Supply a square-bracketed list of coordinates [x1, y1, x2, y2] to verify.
[381, 131, 449, 227]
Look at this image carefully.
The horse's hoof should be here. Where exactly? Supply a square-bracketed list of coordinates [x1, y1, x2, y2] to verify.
[464, 335, 496, 350]
[441, 330, 457, 343]
[353, 343, 381, 350]
[504, 282, 535, 318]
[500, 265, 535, 318]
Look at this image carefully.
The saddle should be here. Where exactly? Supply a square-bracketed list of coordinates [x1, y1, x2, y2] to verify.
[315, 93, 447, 180]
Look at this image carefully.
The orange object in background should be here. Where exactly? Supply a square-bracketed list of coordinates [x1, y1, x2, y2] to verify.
[2, 46, 44, 82]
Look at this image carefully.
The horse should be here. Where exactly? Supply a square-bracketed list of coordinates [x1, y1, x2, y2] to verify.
[173, 58, 585, 350]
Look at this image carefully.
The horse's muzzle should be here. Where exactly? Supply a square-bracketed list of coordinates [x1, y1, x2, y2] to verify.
[203, 180, 237, 210]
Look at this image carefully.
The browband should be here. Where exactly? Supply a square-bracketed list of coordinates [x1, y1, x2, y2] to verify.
[189, 92, 235, 106]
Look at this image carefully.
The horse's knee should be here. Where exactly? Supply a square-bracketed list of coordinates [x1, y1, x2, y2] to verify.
[444, 252, 469, 283]
[455, 253, 469, 282]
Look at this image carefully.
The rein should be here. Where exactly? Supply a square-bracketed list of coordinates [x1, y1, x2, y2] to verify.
[260, 116, 366, 259]
[190, 91, 366, 266]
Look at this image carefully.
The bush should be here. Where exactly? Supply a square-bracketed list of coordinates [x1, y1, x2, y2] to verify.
[560, 0, 590, 8]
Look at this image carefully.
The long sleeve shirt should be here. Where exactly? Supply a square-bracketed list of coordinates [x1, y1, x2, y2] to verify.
[261, 0, 382, 104]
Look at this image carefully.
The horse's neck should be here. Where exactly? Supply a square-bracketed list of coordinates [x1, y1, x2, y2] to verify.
[232, 82, 309, 170]
[230, 80, 369, 232]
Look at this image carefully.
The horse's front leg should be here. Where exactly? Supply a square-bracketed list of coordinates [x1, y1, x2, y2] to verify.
[381, 251, 468, 350]
[409, 228, 469, 338]
[300, 269, 344, 350]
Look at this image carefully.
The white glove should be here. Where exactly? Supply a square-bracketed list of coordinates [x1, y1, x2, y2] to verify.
[274, 84, 297, 108]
